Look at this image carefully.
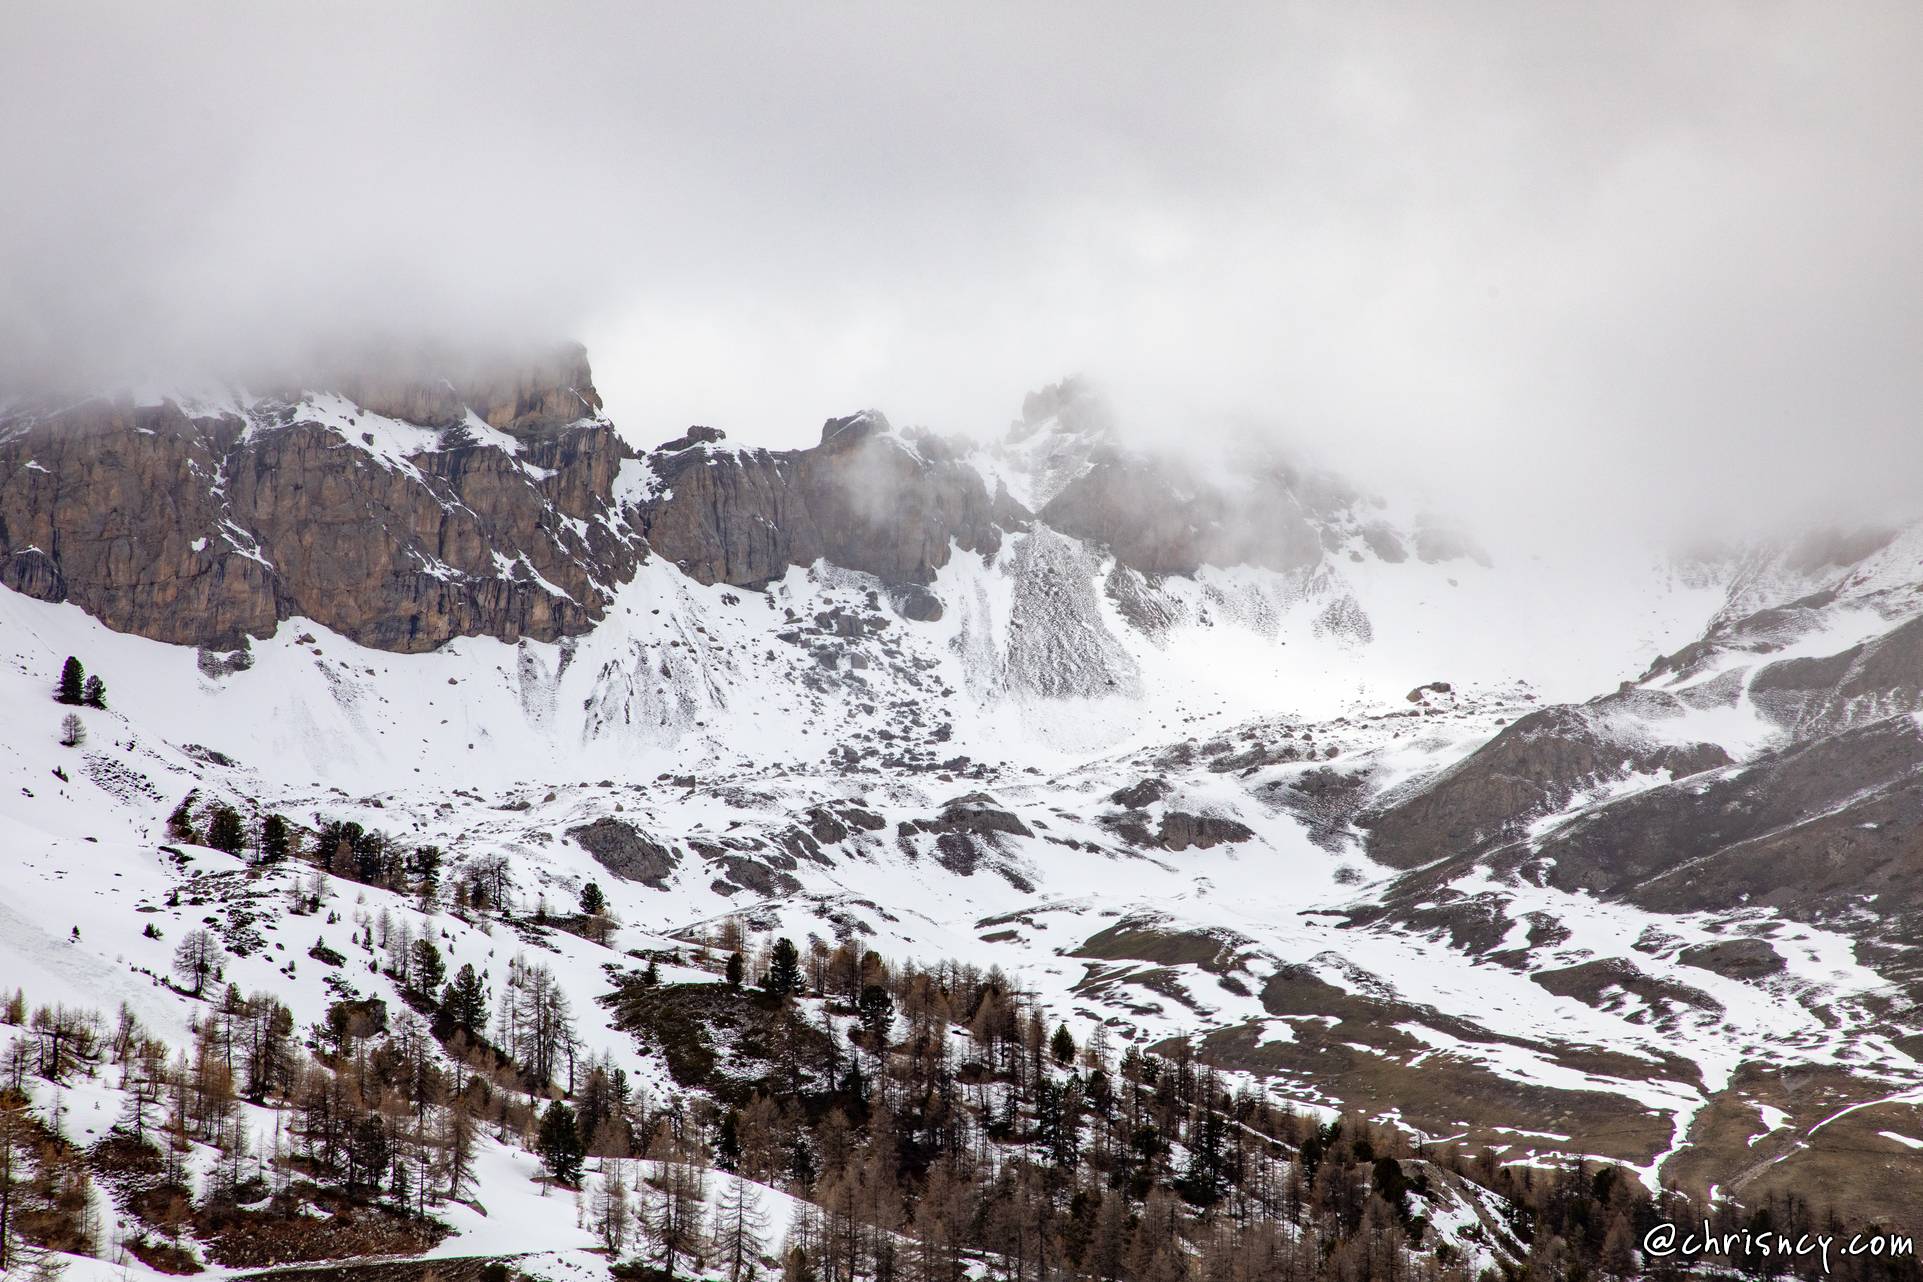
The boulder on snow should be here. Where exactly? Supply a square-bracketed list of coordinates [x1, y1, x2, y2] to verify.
[718, 855, 802, 898]
[1111, 777, 1169, 808]
[1158, 811, 1255, 852]
[1679, 938, 1786, 980]
[568, 817, 679, 887]
[932, 793, 1034, 839]
[889, 584, 944, 622]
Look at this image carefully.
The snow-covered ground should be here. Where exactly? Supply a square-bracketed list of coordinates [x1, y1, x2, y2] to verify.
[6, 417, 1923, 1276]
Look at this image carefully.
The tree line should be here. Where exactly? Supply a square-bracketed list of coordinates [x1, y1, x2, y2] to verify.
[8, 883, 1919, 1281]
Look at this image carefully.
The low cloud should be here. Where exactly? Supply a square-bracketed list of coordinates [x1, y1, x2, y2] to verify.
[5, 3, 1922, 543]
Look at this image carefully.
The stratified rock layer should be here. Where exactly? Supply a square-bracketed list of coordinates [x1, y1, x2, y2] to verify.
[0, 367, 637, 651]
[2, 359, 1451, 652]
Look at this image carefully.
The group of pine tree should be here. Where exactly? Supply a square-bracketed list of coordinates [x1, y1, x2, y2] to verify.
[4, 902, 1918, 1281]
[53, 656, 107, 711]
[51, 655, 106, 748]
[5, 784, 1911, 1279]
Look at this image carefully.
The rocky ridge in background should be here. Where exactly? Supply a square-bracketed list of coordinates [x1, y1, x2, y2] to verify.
[0, 345, 636, 652]
[12, 346, 1923, 1228]
[0, 346, 1463, 651]
[637, 412, 1020, 615]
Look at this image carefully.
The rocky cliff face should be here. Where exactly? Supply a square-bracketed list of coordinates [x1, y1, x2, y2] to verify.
[1, 400, 280, 647]
[331, 342, 606, 433]
[637, 412, 1017, 613]
[2, 354, 1452, 652]
[0, 351, 638, 652]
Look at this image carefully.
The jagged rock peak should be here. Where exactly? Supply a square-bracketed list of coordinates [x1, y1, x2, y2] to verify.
[820, 409, 893, 448]
[1010, 376, 1113, 444]
[657, 425, 728, 452]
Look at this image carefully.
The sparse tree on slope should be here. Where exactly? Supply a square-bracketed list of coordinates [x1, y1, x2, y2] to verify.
[205, 803, 245, 855]
[171, 928, 220, 998]
[441, 964, 487, 1037]
[259, 812, 292, 862]
[764, 936, 803, 999]
[715, 1172, 769, 1282]
[445, 1086, 478, 1201]
[646, 1125, 710, 1281]
[409, 938, 446, 1000]
[593, 1164, 633, 1256]
[55, 657, 84, 706]
[0, 1099, 29, 1273]
[166, 794, 199, 844]
[537, 1100, 585, 1186]
[508, 964, 575, 1089]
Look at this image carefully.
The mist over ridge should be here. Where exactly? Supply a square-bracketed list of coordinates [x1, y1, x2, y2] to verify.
[7, 3, 1923, 546]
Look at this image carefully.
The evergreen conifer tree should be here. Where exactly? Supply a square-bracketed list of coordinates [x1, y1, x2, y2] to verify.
[55, 657, 84, 705]
[537, 1100, 585, 1185]
[166, 795, 199, 844]
[1051, 1022, 1076, 1065]
[764, 936, 803, 998]
[260, 813, 291, 862]
[441, 964, 487, 1035]
[205, 803, 245, 855]
[410, 938, 446, 998]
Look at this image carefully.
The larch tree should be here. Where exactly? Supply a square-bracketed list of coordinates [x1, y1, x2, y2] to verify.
[715, 1172, 770, 1282]
[171, 928, 221, 998]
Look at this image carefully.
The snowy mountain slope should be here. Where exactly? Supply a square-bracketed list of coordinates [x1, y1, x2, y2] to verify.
[4, 513, 1916, 1217]
[11, 358, 1923, 1272]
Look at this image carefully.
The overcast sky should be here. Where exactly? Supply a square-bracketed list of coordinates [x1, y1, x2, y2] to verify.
[5, 3, 1923, 539]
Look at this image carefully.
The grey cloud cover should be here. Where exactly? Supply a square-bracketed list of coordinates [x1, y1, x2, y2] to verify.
[5, 3, 1923, 538]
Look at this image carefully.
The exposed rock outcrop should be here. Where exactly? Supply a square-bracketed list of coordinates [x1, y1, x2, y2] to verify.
[1750, 612, 1923, 737]
[1158, 811, 1256, 851]
[1504, 715, 1923, 923]
[1362, 699, 1733, 869]
[0, 353, 638, 652]
[1679, 938, 1785, 980]
[917, 792, 1035, 840]
[334, 341, 604, 433]
[567, 818, 680, 887]
[1, 359, 1440, 654]
[1040, 456, 1323, 577]
[1110, 777, 1169, 808]
[637, 412, 1010, 596]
